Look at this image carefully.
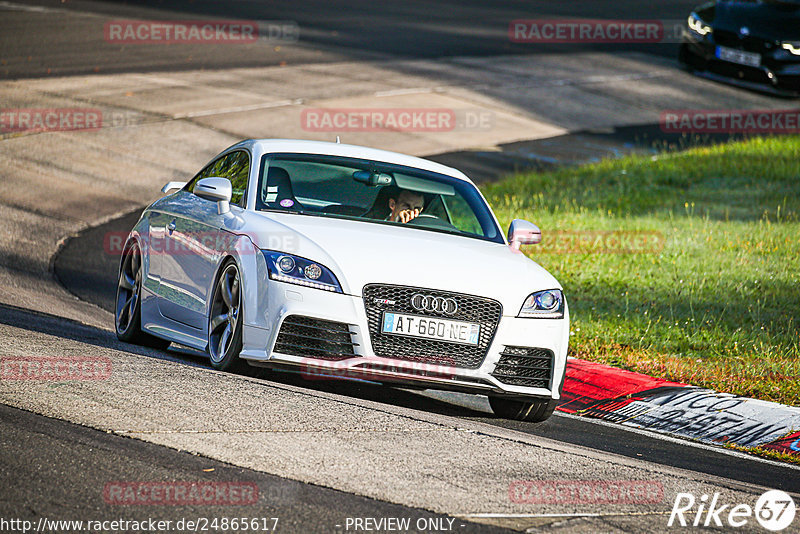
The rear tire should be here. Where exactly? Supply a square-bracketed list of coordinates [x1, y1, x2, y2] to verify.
[115, 240, 171, 350]
[207, 259, 247, 373]
[489, 396, 556, 423]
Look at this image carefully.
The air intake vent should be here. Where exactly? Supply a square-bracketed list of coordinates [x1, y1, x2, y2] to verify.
[274, 315, 358, 361]
[492, 346, 553, 389]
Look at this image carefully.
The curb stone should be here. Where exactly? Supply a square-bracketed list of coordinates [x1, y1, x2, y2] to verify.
[559, 357, 800, 455]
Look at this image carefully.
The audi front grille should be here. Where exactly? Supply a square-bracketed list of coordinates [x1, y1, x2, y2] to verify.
[362, 284, 502, 369]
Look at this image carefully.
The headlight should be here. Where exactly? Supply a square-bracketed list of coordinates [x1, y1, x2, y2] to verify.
[518, 289, 564, 319]
[687, 13, 712, 37]
[262, 251, 342, 293]
[782, 42, 800, 56]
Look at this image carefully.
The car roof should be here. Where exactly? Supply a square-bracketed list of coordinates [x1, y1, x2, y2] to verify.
[239, 139, 474, 184]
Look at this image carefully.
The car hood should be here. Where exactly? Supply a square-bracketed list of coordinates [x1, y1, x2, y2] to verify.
[238, 211, 561, 313]
[707, 1, 800, 40]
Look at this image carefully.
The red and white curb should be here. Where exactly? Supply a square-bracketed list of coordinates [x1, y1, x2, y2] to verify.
[557, 357, 800, 457]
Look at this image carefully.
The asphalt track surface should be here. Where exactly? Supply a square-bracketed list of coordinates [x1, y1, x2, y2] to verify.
[0, 0, 701, 79]
[0, 401, 505, 533]
[53, 193, 800, 497]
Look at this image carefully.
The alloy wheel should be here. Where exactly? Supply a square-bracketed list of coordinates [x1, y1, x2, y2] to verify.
[209, 263, 241, 364]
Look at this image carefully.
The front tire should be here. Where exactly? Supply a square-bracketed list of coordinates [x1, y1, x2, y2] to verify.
[115, 240, 171, 350]
[208, 260, 246, 372]
[489, 396, 557, 423]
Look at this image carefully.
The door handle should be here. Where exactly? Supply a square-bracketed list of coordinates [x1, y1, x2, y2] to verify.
[167, 219, 177, 234]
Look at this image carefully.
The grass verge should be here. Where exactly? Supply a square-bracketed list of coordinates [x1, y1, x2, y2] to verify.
[723, 443, 800, 466]
[482, 135, 800, 406]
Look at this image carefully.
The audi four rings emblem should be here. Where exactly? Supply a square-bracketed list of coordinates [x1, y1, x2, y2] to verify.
[410, 294, 458, 315]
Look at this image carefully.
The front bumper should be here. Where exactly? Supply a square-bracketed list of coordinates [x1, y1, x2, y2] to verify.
[240, 281, 569, 401]
[680, 32, 800, 96]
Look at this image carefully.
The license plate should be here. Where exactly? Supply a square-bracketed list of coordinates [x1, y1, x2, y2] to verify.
[715, 46, 761, 67]
[381, 312, 480, 346]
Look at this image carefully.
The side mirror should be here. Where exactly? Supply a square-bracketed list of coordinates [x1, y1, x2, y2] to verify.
[194, 177, 232, 215]
[161, 181, 187, 194]
[508, 219, 541, 250]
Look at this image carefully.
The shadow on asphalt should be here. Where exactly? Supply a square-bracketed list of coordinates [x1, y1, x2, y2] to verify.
[6, 0, 701, 79]
[96, 0, 693, 61]
[0, 302, 208, 369]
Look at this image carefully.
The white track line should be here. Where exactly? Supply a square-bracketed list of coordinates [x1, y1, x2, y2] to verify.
[172, 99, 303, 119]
[0, 1, 54, 12]
[463, 511, 672, 518]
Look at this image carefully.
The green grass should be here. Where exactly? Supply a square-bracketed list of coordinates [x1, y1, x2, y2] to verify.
[723, 443, 800, 466]
[482, 136, 800, 406]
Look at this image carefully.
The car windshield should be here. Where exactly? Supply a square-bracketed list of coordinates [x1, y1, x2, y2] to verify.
[256, 153, 503, 243]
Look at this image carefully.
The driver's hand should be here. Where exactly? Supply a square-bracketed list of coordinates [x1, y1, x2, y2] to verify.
[397, 209, 420, 223]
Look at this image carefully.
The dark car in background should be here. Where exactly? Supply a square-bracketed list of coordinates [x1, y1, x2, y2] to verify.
[679, 0, 800, 96]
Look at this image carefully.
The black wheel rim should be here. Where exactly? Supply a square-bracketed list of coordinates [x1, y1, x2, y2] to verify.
[209, 263, 240, 364]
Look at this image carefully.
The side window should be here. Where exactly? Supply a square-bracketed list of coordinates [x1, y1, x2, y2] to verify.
[183, 157, 221, 193]
[222, 151, 250, 206]
[183, 150, 251, 207]
[443, 195, 483, 236]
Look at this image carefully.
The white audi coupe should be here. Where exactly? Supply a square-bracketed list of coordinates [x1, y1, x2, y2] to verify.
[115, 139, 569, 422]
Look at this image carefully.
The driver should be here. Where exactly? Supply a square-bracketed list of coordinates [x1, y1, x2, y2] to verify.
[386, 187, 425, 223]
